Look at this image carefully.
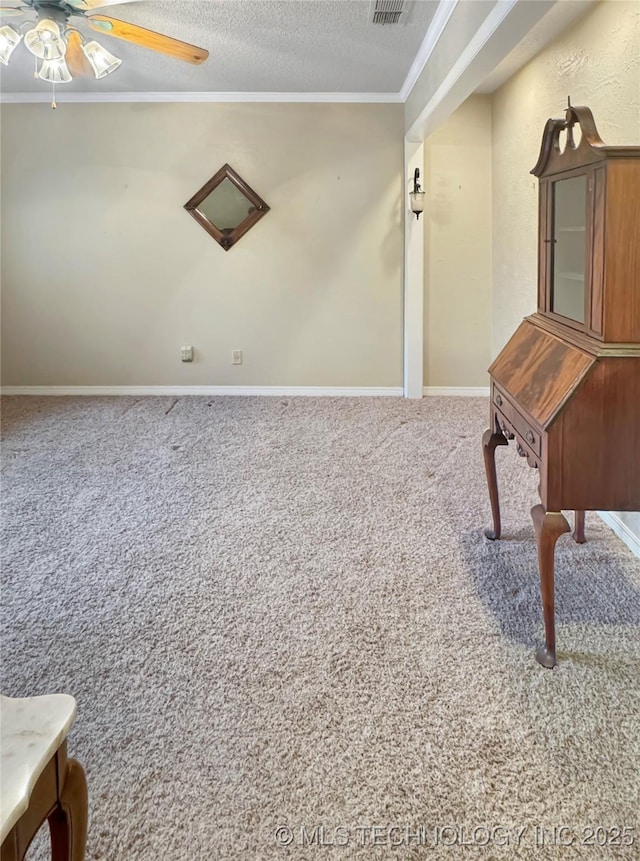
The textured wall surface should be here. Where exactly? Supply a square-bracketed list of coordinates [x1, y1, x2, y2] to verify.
[492, 0, 640, 356]
[492, 0, 640, 542]
[423, 95, 492, 387]
[1, 102, 404, 387]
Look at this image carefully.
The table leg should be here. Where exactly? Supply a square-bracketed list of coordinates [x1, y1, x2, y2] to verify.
[573, 510, 586, 544]
[1, 742, 87, 861]
[48, 756, 88, 861]
[0, 832, 18, 861]
[531, 505, 570, 668]
[482, 428, 508, 540]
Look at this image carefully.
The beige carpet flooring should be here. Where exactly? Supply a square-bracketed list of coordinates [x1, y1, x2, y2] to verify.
[1, 395, 639, 860]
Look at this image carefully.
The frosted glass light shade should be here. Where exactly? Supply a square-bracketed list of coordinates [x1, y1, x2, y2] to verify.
[39, 57, 72, 84]
[409, 190, 425, 215]
[82, 40, 121, 78]
[25, 19, 65, 60]
[0, 25, 22, 65]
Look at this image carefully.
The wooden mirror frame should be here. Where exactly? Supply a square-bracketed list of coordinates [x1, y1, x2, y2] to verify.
[184, 164, 270, 251]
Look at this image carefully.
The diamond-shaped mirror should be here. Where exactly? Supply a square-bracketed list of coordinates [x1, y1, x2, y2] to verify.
[184, 164, 270, 251]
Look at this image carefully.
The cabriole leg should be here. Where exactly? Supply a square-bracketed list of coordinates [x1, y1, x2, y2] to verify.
[531, 505, 570, 668]
[573, 510, 586, 544]
[482, 428, 508, 540]
[48, 758, 88, 861]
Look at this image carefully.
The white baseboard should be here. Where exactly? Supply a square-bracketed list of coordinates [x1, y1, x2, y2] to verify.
[423, 386, 490, 397]
[598, 512, 640, 558]
[0, 385, 404, 398]
[1, 385, 492, 398]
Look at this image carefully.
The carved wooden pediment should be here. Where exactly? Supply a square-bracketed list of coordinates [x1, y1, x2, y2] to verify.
[530, 103, 636, 177]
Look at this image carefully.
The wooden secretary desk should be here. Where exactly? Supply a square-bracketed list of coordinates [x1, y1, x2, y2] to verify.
[482, 103, 640, 668]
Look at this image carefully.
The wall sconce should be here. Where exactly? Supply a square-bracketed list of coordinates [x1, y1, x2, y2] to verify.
[409, 167, 425, 219]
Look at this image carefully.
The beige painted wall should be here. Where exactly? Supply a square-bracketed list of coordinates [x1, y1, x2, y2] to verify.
[423, 94, 492, 387]
[0, 102, 403, 387]
[492, 0, 640, 540]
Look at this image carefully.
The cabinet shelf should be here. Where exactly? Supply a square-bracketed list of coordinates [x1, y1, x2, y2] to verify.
[556, 272, 584, 282]
[557, 226, 585, 233]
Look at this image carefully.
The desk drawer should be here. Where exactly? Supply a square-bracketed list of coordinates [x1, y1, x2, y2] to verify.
[492, 384, 542, 456]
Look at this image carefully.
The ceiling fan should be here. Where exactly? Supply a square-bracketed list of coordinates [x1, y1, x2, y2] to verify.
[0, 0, 208, 99]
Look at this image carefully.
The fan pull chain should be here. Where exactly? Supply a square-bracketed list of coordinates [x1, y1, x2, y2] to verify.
[52, 82, 56, 110]
[33, 55, 38, 79]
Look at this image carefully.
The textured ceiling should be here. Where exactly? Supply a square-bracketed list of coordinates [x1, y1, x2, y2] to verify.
[0, 0, 440, 95]
[475, 0, 597, 93]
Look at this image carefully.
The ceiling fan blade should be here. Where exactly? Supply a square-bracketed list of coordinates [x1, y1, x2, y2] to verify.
[65, 29, 93, 77]
[87, 15, 208, 64]
[0, 6, 24, 16]
[66, 0, 141, 9]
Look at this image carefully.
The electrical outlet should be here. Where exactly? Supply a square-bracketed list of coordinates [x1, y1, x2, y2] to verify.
[232, 350, 243, 365]
[181, 345, 194, 363]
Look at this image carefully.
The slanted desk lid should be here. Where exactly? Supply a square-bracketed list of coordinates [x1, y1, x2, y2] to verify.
[490, 320, 595, 428]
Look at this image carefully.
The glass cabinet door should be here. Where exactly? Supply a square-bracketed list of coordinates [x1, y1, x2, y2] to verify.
[550, 175, 587, 323]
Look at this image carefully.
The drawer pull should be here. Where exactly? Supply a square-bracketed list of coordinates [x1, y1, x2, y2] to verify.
[526, 430, 535, 445]
[495, 394, 503, 407]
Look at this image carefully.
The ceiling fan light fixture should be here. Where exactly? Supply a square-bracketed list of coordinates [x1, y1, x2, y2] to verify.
[39, 57, 72, 84]
[81, 40, 122, 79]
[5, 2, 207, 103]
[0, 24, 22, 66]
[25, 19, 65, 61]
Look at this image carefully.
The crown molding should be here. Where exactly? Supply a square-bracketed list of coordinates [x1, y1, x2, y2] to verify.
[1, 0, 514, 109]
[399, 0, 459, 102]
[0, 0, 458, 107]
[0, 90, 403, 105]
[406, 0, 527, 141]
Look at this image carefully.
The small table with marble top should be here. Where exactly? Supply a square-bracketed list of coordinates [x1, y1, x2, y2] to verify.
[0, 694, 88, 861]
